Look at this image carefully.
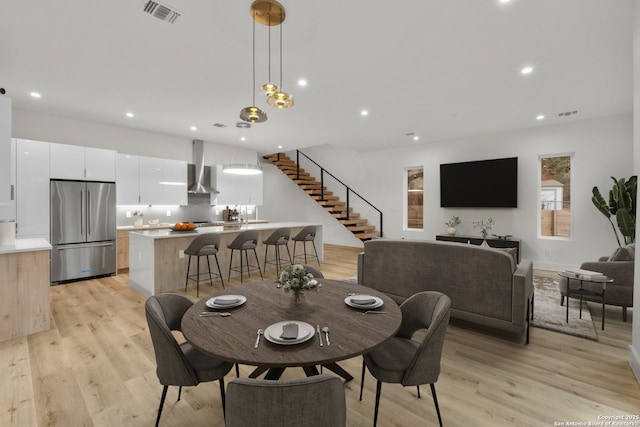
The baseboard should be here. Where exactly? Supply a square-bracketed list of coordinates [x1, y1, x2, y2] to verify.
[629, 344, 640, 385]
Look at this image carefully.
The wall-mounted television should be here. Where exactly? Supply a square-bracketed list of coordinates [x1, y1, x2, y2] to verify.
[440, 157, 518, 208]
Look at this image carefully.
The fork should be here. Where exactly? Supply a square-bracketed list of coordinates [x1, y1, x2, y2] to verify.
[254, 329, 263, 348]
[360, 311, 388, 315]
[199, 312, 231, 317]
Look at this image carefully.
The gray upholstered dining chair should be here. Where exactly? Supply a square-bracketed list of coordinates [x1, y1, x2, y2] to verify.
[301, 263, 323, 279]
[145, 293, 233, 427]
[184, 233, 224, 297]
[359, 291, 451, 427]
[227, 229, 263, 284]
[292, 225, 320, 265]
[225, 375, 346, 427]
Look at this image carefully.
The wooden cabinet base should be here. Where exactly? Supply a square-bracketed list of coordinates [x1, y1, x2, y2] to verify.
[0, 250, 51, 342]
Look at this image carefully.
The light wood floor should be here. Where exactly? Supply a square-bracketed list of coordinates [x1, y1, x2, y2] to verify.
[1, 244, 638, 426]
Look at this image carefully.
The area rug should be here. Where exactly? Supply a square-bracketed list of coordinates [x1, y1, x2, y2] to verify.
[531, 275, 598, 340]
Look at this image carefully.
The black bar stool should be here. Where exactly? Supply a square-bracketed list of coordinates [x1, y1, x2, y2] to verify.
[292, 225, 320, 265]
[263, 227, 292, 274]
[184, 233, 225, 297]
[227, 230, 263, 284]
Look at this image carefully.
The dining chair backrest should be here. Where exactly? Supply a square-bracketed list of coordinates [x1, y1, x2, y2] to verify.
[225, 375, 346, 427]
[263, 227, 291, 245]
[184, 233, 220, 256]
[228, 229, 259, 250]
[302, 264, 323, 279]
[292, 225, 317, 242]
[397, 291, 451, 387]
[145, 294, 199, 386]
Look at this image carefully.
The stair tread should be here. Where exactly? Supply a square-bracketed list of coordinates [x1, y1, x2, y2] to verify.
[348, 225, 376, 232]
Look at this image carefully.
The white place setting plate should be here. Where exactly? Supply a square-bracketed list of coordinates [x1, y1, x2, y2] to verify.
[344, 295, 384, 310]
[205, 295, 247, 309]
[264, 321, 315, 345]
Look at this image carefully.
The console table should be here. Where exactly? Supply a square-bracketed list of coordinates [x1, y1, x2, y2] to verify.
[435, 234, 521, 263]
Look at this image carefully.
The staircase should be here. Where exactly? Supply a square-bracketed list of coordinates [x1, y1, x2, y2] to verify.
[263, 152, 382, 241]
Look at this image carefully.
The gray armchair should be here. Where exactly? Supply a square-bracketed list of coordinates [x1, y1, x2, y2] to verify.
[558, 246, 634, 321]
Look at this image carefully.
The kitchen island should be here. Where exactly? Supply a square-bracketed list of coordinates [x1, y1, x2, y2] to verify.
[128, 222, 322, 296]
[0, 238, 51, 342]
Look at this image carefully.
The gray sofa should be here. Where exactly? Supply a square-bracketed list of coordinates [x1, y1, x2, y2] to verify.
[357, 239, 534, 343]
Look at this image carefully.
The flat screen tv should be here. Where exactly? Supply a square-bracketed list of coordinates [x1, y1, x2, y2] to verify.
[440, 157, 518, 208]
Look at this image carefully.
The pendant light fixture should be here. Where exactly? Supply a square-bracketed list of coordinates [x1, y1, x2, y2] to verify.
[261, 10, 278, 97]
[266, 10, 294, 109]
[239, 8, 267, 123]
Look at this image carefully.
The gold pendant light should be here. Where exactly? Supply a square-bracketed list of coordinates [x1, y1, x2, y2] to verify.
[239, 7, 267, 123]
[251, 0, 294, 109]
[267, 8, 294, 109]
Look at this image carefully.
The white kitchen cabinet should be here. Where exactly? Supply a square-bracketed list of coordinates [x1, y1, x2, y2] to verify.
[0, 96, 12, 204]
[213, 165, 263, 206]
[139, 156, 163, 205]
[16, 139, 50, 240]
[85, 147, 116, 181]
[119, 155, 187, 206]
[160, 159, 188, 205]
[0, 139, 16, 220]
[50, 142, 116, 181]
[116, 153, 141, 205]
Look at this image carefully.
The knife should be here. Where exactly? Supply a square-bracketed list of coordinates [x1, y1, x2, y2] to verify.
[317, 325, 323, 347]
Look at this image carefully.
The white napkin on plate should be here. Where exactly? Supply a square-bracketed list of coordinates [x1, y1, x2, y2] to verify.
[213, 297, 241, 305]
[351, 297, 376, 305]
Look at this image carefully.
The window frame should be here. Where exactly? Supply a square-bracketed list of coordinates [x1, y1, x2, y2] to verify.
[538, 153, 574, 240]
[404, 166, 424, 231]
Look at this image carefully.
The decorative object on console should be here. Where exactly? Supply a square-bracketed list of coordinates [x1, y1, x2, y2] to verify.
[445, 215, 461, 235]
[473, 217, 495, 246]
[277, 264, 319, 303]
[591, 176, 637, 247]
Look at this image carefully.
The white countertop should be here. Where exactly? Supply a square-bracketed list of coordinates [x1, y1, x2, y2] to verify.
[130, 222, 317, 240]
[118, 220, 268, 231]
[0, 238, 52, 255]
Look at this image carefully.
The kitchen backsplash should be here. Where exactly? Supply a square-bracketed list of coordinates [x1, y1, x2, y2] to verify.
[116, 204, 258, 227]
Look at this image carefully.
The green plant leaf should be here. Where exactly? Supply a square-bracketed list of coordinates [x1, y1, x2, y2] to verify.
[591, 187, 611, 218]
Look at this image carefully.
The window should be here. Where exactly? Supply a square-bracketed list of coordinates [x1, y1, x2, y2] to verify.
[406, 167, 423, 229]
[540, 155, 571, 237]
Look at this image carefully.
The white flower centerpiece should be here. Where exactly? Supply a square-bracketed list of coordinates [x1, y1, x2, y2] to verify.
[277, 264, 319, 303]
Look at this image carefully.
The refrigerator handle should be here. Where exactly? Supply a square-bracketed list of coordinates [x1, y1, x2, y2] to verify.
[87, 189, 91, 236]
[80, 188, 85, 236]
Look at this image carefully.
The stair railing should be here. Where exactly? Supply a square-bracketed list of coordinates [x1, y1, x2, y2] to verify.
[291, 150, 383, 238]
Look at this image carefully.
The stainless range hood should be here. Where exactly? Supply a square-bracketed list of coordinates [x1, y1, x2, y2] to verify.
[188, 139, 218, 194]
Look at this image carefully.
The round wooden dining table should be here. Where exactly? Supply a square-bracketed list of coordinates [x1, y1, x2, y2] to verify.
[181, 279, 402, 381]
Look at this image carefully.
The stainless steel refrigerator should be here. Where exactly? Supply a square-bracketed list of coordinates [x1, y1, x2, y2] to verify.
[50, 180, 116, 283]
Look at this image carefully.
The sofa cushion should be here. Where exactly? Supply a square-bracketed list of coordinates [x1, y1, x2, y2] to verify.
[497, 247, 518, 271]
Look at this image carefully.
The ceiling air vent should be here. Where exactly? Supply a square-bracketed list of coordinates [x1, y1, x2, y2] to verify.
[141, 0, 182, 24]
[558, 110, 578, 117]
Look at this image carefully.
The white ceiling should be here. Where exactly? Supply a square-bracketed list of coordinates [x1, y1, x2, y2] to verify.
[0, 0, 634, 153]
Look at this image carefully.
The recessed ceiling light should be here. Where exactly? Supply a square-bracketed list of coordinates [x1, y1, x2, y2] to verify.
[190, 126, 197, 131]
[413, 136, 420, 141]
[277, 145, 283, 149]
[536, 115, 545, 120]
[298, 79, 307, 87]
[361, 110, 369, 116]
[521, 66, 533, 75]
[126, 112, 134, 118]
[240, 137, 247, 141]
[30, 92, 41, 98]
[499, 0, 512, 3]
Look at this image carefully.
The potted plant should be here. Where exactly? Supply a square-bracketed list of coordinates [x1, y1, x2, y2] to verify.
[473, 218, 495, 244]
[592, 176, 637, 247]
[445, 215, 461, 235]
